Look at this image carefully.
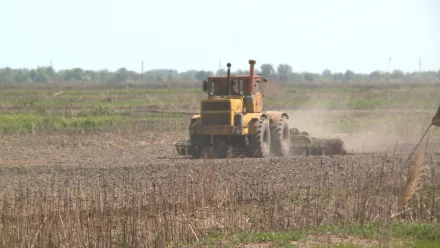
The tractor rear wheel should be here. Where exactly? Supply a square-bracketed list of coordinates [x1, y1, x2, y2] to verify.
[190, 135, 210, 159]
[270, 116, 290, 157]
[247, 117, 271, 157]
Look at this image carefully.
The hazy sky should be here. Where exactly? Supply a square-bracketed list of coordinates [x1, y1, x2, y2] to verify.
[2, 0, 439, 74]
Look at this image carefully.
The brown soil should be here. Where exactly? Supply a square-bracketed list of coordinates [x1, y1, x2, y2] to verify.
[0, 132, 439, 247]
[0, 131, 438, 198]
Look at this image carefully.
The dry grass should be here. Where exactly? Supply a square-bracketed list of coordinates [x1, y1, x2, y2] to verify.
[398, 150, 424, 206]
[1, 81, 438, 137]
[0, 81, 439, 246]
[433, 105, 440, 126]
[0, 152, 439, 247]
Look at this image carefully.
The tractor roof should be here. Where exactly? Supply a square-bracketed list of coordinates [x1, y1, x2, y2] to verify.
[207, 75, 262, 80]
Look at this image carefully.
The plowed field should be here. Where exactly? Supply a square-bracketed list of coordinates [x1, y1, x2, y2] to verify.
[1, 132, 438, 246]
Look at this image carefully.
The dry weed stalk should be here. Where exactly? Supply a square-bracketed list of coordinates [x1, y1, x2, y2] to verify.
[1, 152, 438, 247]
[398, 150, 424, 206]
[432, 105, 440, 127]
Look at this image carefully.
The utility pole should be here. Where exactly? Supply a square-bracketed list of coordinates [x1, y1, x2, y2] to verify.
[141, 61, 144, 82]
[388, 57, 392, 73]
[419, 58, 422, 72]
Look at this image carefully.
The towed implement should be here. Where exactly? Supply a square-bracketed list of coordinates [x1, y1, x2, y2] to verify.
[176, 128, 346, 157]
[289, 128, 346, 156]
[175, 60, 346, 158]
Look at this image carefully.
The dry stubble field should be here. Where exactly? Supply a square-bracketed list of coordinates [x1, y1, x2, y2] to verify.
[0, 82, 439, 247]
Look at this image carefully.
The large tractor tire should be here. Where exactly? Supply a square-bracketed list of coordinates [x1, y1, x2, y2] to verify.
[270, 116, 290, 157]
[190, 135, 210, 159]
[247, 117, 271, 157]
[213, 138, 230, 158]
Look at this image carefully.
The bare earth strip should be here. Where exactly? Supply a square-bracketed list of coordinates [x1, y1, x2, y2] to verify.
[0, 128, 439, 246]
[0, 131, 439, 196]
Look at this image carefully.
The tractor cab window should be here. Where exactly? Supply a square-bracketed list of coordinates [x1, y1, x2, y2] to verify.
[208, 80, 228, 95]
[208, 78, 250, 96]
[254, 79, 260, 92]
[209, 81, 215, 95]
[230, 79, 244, 95]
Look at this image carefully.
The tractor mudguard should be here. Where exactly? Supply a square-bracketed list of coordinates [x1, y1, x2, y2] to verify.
[264, 111, 289, 127]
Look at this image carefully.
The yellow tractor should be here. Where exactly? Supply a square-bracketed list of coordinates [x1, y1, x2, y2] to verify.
[175, 60, 346, 158]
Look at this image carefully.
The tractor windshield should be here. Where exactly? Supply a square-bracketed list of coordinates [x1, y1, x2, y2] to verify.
[208, 78, 250, 96]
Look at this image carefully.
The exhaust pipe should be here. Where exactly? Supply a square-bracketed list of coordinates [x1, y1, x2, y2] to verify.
[227, 62, 231, 94]
[249, 60, 256, 93]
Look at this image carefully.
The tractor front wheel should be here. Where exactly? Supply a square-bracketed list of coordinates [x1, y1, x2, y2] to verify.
[190, 135, 210, 159]
[247, 117, 271, 157]
[271, 116, 290, 157]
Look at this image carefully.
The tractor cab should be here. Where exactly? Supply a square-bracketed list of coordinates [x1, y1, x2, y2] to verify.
[202, 61, 267, 99]
[200, 60, 267, 114]
[203, 76, 265, 97]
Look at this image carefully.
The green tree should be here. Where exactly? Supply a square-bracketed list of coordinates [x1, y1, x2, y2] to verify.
[260, 64, 275, 77]
[155, 71, 166, 82]
[45, 66, 55, 78]
[233, 69, 245, 75]
[0, 67, 14, 82]
[115, 68, 128, 82]
[98, 70, 113, 82]
[14, 70, 31, 83]
[85, 70, 99, 81]
[29, 68, 50, 83]
[165, 70, 179, 81]
[29, 69, 37, 82]
[391, 69, 404, 80]
[144, 70, 160, 81]
[321, 69, 332, 81]
[332, 72, 344, 82]
[344, 70, 354, 82]
[304, 73, 323, 82]
[179, 73, 194, 81]
[128, 69, 142, 82]
[179, 70, 197, 81]
[195, 70, 213, 81]
[216, 69, 226, 76]
[277, 64, 292, 81]
[34, 73, 49, 83]
[290, 73, 304, 83]
[64, 68, 88, 81]
[382, 72, 391, 81]
[369, 70, 381, 81]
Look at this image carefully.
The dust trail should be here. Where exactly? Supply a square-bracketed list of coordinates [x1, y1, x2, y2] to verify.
[283, 109, 440, 153]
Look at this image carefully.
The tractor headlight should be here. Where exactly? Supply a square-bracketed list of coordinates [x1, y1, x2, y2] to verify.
[235, 128, 242, 135]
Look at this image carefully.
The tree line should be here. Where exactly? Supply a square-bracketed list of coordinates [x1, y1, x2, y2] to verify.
[0, 63, 439, 84]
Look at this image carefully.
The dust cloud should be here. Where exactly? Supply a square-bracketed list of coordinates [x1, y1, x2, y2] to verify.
[283, 109, 439, 154]
[263, 81, 440, 154]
